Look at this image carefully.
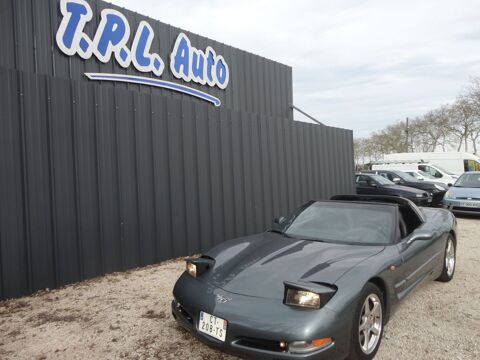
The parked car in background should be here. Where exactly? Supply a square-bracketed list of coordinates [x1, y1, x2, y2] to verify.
[383, 151, 480, 173]
[443, 171, 480, 216]
[372, 162, 458, 186]
[172, 195, 457, 360]
[362, 170, 447, 206]
[355, 173, 432, 206]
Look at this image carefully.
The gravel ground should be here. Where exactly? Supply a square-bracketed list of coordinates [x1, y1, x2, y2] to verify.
[0, 218, 479, 360]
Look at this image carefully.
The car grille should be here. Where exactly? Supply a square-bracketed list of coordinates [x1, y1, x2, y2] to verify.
[235, 337, 286, 352]
[172, 301, 193, 324]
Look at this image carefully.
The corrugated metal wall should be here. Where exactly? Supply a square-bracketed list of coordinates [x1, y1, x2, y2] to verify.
[0, 0, 293, 120]
[0, 0, 355, 300]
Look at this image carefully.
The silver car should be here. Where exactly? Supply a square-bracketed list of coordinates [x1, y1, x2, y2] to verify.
[443, 171, 480, 215]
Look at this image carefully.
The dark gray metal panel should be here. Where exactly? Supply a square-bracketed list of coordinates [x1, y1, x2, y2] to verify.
[1, 0, 294, 119]
[0, 0, 356, 300]
[166, 97, 188, 257]
[208, 107, 225, 245]
[196, 103, 214, 252]
[0, 68, 355, 299]
[0, 68, 29, 298]
[231, 110, 245, 237]
[151, 94, 173, 262]
[182, 101, 201, 255]
[21, 72, 56, 291]
[0, 0, 16, 69]
[220, 110, 236, 242]
[134, 93, 157, 265]
[94, 83, 122, 273]
[116, 87, 140, 268]
[74, 80, 103, 279]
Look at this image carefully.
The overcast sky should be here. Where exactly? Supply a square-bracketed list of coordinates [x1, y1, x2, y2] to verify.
[108, 0, 480, 137]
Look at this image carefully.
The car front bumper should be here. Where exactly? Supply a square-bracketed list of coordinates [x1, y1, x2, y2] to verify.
[171, 273, 352, 360]
[409, 195, 433, 206]
[443, 199, 480, 215]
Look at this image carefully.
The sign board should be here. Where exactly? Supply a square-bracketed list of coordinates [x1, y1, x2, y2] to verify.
[56, 0, 229, 106]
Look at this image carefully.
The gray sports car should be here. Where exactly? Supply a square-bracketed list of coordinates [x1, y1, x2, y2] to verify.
[172, 195, 457, 359]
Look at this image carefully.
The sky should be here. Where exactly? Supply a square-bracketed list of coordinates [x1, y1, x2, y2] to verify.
[108, 0, 480, 137]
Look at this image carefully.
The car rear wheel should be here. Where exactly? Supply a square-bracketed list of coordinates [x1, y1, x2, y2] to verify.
[436, 235, 456, 282]
[347, 283, 384, 360]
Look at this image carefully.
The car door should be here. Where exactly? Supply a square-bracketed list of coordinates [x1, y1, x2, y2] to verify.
[393, 216, 440, 300]
[355, 175, 379, 195]
[418, 165, 443, 179]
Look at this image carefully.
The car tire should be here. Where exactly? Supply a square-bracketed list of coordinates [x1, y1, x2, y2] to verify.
[347, 283, 384, 360]
[436, 235, 456, 282]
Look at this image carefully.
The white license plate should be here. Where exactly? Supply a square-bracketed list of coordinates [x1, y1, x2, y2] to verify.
[459, 202, 480, 208]
[199, 311, 227, 341]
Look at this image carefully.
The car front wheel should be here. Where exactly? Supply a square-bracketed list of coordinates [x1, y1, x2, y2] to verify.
[436, 235, 456, 282]
[347, 283, 384, 360]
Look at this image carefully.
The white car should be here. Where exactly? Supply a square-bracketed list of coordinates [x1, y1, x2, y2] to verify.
[372, 163, 458, 186]
[404, 170, 452, 187]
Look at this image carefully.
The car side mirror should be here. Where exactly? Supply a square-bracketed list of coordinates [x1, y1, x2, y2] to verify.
[392, 177, 401, 184]
[274, 216, 286, 225]
[368, 182, 378, 188]
[417, 176, 424, 181]
[407, 230, 435, 245]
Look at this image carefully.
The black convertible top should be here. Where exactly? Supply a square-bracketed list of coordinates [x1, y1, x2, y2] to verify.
[330, 194, 415, 206]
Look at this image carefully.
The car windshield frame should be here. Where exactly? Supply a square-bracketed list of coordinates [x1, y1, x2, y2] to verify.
[391, 170, 418, 182]
[454, 173, 480, 188]
[283, 201, 396, 246]
[368, 174, 395, 185]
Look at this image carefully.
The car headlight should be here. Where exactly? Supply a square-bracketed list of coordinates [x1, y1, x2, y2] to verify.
[186, 261, 197, 278]
[185, 256, 215, 278]
[445, 190, 454, 199]
[285, 289, 321, 309]
[434, 184, 445, 191]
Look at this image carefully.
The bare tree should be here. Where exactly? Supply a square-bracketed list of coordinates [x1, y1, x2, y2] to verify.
[448, 99, 475, 152]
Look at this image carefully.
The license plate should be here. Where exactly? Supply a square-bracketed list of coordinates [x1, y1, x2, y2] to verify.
[459, 202, 480, 208]
[199, 311, 227, 341]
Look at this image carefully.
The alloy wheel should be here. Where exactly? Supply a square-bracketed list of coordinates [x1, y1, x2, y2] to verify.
[358, 293, 383, 355]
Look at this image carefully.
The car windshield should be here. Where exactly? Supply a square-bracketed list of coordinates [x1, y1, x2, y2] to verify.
[417, 170, 436, 179]
[454, 173, 480, 188]
[369, 174, 395, 185]
[284, 201, 395, 245]
[432, 164, 456, 176]
[392, 171, 418, 182]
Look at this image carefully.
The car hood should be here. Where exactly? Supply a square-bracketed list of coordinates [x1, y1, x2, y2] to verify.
[383, 184, 426, 194]
[447, 186, 480, 199]
[202, 232, 384, 299]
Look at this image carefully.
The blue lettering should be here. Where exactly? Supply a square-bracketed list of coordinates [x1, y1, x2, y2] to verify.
[216, 58, 227, 86]
[134, 24, 153, 67]
[63, 2, 88, 49]
[96, 13, 127, 58]
[173, 36, 190, 78]
[206, 50, 215, 83]
[56, 2, 229, 90]
[192, 52, 205, 81]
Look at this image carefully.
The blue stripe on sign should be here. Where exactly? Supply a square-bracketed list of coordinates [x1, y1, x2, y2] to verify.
[84, 73, 222, 107]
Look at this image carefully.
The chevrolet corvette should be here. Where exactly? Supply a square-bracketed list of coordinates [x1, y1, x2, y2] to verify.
[172, 195, 457, 359]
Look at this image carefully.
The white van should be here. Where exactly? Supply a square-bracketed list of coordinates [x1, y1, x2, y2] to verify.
[371, 162, 457, 186]
[383, 152, 480, 174]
